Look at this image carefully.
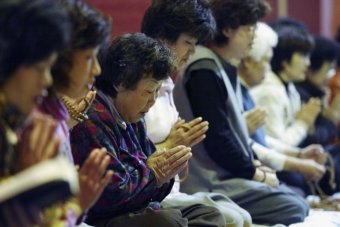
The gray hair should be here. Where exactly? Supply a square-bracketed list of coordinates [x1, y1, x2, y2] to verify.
[249, 22, 278, 61]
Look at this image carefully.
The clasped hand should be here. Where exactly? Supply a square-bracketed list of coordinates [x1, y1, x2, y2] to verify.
[162, 117, 208, 149]
[244, 107, 266, 135]
[147, 145, 192, 186]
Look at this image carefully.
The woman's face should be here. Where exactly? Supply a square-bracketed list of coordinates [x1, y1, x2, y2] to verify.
[283, 52, 310, 82]
[307, 60, 336, 88]
[226, 24, 256, 61]
[168, 33, 197, 70]
[114, 77, 162, 123]
[2, 53, 57, 115]
[66, 47, 101, 99]
[241, 49, 273, 87]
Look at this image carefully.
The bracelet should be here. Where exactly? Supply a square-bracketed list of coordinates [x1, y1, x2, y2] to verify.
[260, 169, 267, 182]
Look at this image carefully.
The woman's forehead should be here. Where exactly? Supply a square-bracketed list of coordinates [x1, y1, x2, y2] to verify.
[139, 77, 162, 87]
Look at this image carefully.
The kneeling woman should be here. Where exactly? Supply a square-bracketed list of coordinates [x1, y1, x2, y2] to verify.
[70, 33, 225, 227]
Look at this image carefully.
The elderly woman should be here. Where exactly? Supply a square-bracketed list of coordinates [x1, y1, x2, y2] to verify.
[70, 33, 225, 226]
[0, 0, 71, 225]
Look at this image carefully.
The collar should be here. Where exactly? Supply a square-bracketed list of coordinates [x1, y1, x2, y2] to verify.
[97, 90, 127, 130]
[296, 80, 325, 98]
[275, 73, 293, 95]
[238, 77, 249, 89]
[110, 100, 127, 130]
[39, 92, 69, 121]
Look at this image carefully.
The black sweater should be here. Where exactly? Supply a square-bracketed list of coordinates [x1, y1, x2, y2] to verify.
[185, 58, 256, 179]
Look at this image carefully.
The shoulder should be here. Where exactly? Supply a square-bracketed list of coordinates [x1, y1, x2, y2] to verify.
[184, 59, 223, 86]
[187, 58, 218, 72]
[252, 72, 284, 94]
[72, 98, 117, 138]
[184, 47, 220, 74]
[88, 98, 116, 125]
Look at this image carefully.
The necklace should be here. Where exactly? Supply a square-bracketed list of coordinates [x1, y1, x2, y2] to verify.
[60, 95, 88, 123]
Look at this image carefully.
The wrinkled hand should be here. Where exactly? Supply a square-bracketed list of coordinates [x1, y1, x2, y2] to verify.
[296, 98, 321, 128]
[253, 159, 275, 173]
[258, 165, 276, 174]
[297, 159, 326, 182]
[244, 107, 266, 135]
[66, 90, 96, 129]
[264, 171, 280, 187]
[162, 117, 208, 149]
[253, 167, 279, 187]
[299, 144, 327, 165]
[76, 148, 113, 212]
[147, 146, 192, 186]
[15, 114, 60, 173]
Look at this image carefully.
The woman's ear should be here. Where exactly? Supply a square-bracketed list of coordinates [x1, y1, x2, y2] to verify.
[222, 28, 233, 39]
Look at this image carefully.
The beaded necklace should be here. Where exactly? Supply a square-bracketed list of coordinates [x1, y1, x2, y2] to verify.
[60, 95, 88, 123]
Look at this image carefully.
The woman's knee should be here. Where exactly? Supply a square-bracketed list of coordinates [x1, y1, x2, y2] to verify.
[279, 196, 309, 225]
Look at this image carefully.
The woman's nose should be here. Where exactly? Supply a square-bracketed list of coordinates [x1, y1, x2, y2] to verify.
[92, 57, 102, 77]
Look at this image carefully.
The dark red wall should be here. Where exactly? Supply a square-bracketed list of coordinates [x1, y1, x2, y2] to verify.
[84, 0, 151, 37]
[85, 0, 328, 38]
[288, 0, 320, 35]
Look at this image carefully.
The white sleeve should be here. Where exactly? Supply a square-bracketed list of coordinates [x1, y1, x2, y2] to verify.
[145, 94, 178, 143]
[252, 142, 287, 171]
[265, 135, 300, 156]
[251, 85, 308, 146]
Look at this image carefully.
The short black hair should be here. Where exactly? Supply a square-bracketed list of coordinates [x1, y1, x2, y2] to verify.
[141, 0, 216, 44]
[96, 33, 175, 98]
[52, 0, 112, 90]
[210, 0, 270, 46]
[310, 36, 339, 72]
[269, 17, 309, 32]
[0, 0, 70, 86]
[271, 26, 314, 74]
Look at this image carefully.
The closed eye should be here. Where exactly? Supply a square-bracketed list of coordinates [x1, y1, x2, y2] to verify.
[145, 90, 154, 94]
[186, 41, 195, 46]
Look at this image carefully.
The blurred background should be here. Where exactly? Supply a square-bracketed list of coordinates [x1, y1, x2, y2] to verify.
[84, 0, 340, 39]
